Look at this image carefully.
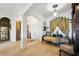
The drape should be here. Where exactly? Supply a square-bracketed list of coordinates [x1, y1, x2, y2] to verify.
[50, 19, 58, 32]
[58, 17, 69, 33]
[50, 17, 69, 34]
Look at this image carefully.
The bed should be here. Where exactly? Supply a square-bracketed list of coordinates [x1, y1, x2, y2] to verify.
[42, 35, 69, 45]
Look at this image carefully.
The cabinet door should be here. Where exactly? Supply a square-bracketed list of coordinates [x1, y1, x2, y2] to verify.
[0, 27, 8, 41]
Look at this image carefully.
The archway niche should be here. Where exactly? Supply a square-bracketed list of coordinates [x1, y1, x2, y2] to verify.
[0, 17, 11, 42]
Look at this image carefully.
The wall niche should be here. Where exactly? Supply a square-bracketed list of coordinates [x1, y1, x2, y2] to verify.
[0, 17, 11, 42]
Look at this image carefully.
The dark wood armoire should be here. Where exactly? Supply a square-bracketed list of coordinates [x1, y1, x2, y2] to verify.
[0, 17, 11, 41]
[72, 3, 79, 55]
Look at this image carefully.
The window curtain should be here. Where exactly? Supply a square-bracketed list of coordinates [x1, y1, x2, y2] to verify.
[50, 17, 69, 34]
[50, 17, 61, 32]
[58, 17, 69, 34]
[50, 19, 58, 32]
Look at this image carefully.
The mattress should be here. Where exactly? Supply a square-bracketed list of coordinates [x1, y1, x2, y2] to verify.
[43, 36, 57, 42]
[43, 36, 69, 44]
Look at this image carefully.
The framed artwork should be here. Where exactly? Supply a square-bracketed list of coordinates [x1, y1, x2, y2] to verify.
[0, 27, 8, 40]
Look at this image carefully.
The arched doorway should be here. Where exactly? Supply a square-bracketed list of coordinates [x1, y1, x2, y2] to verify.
[26, 16, 41, 44]
[0, 17, 11, 42]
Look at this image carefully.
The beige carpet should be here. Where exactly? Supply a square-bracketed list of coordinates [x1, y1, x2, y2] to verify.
[0, 40, 60, 56]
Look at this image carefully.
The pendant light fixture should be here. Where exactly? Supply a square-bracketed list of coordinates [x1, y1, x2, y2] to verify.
[52, 4, 58, 17]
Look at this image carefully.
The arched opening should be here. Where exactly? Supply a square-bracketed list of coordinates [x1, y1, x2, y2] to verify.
[0, 17, 11, 42]
[26, 16, 41, 44]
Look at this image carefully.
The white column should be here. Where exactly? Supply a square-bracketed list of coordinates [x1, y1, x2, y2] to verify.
[10, 18, 16, 42]
[20, 16, 27, 49]
[69, 20, 72, 39]
[20, 17, 24, 49]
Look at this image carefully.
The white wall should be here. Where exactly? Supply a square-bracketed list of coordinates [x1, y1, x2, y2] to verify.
[57, 9, 72, 19]
[30, 20, 42, 40]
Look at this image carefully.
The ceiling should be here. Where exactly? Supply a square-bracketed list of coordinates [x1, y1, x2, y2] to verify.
[0, 3, 29, 17]
[24, 3, 72, 18]
[0, 3, 72, 20]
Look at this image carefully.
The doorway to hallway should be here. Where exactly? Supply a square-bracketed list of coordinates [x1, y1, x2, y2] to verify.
[27, 23, 35, 45]
[26, 16, 40, 45]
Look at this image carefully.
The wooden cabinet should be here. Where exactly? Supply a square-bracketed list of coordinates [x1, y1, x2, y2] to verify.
[16, 21, 21, 40]
[72, 3, 79, 54]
